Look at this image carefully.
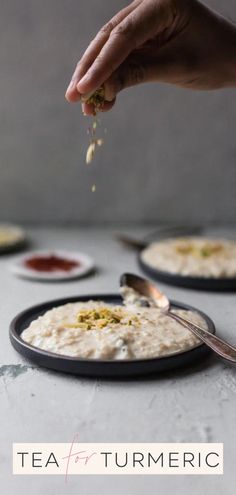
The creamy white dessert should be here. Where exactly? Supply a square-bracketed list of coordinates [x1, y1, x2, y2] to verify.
[21, 300, 206, 360]
[141, 237, 236, 278]
[0, 224, 25, 247]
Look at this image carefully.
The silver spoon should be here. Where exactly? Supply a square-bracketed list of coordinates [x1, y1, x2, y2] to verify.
[120, 273, 236, 363]
[115, 225, 203, 251]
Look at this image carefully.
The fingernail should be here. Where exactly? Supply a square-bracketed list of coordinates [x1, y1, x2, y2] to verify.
[104, 85, 115, 102]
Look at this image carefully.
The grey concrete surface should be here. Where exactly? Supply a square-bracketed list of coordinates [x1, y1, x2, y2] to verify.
[1, 226, 236, 493]
[0, 1, 235, 224]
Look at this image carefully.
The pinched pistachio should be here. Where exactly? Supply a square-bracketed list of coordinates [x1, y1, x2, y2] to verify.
[85, 86, 105, 109]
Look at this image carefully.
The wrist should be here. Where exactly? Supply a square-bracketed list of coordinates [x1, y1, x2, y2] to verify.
[226, 36, 236, 87]
[193, 1, 236, 89]
[216, 16, 236, 87]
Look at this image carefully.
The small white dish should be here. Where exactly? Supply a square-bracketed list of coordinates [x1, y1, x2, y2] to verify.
[9, 250, 95, 281]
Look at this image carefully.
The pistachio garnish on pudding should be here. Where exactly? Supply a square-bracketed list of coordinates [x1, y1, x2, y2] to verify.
[66, 307, 139, 330]
[175, 240, 224, 257]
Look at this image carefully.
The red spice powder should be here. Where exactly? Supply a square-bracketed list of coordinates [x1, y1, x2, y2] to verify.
[24, 254, 80, 272]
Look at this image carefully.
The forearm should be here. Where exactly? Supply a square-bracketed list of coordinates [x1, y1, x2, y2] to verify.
[183, 0, 236, 90]
[186, 0, 236, 89]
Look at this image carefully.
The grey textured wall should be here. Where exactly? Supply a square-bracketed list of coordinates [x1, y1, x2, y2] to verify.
[0, 0, 235, 224]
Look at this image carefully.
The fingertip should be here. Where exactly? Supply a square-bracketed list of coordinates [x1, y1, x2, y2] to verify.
[65, 89, 81, 103]
[65, 92, 79, 103]
[65, 78, 82, 102]
[82, 102, 96, 116]
[99, 98, 116, 112]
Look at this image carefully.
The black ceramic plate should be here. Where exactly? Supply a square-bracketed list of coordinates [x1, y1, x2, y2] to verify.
[0, 239, 26, 255]
[139, 225, 236, 291]
[10, 294, 215, 377]
[139, 255, 236, 292]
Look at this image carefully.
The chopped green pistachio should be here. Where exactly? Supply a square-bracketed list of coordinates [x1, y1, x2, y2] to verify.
[86, 142, 96, 164]
[85, 86, 105, 109]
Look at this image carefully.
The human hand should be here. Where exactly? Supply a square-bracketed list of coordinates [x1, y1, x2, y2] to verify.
[66, 0, 236, 114]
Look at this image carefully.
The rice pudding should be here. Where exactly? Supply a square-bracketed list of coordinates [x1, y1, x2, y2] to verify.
[21, 300, 206, 360]
[141, 237, 236, 278]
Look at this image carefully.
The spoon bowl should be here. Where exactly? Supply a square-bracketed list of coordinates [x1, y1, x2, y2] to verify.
[120, 273, 169, 310]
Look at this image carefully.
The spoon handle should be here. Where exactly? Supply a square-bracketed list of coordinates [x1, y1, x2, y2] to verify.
[115, 234, 147, 250]
[168, 312, 236, 363]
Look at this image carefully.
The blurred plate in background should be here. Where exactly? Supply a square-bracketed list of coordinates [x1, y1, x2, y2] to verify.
[9, 249, 95, 281]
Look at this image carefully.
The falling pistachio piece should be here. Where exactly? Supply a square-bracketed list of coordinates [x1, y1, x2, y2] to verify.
[86, 142, 96, 164]
[83, 87, 106, 195]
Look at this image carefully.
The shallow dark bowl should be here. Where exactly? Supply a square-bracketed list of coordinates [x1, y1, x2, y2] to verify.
[10, 294, 215, 377]
[139, 255, 236, 292]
